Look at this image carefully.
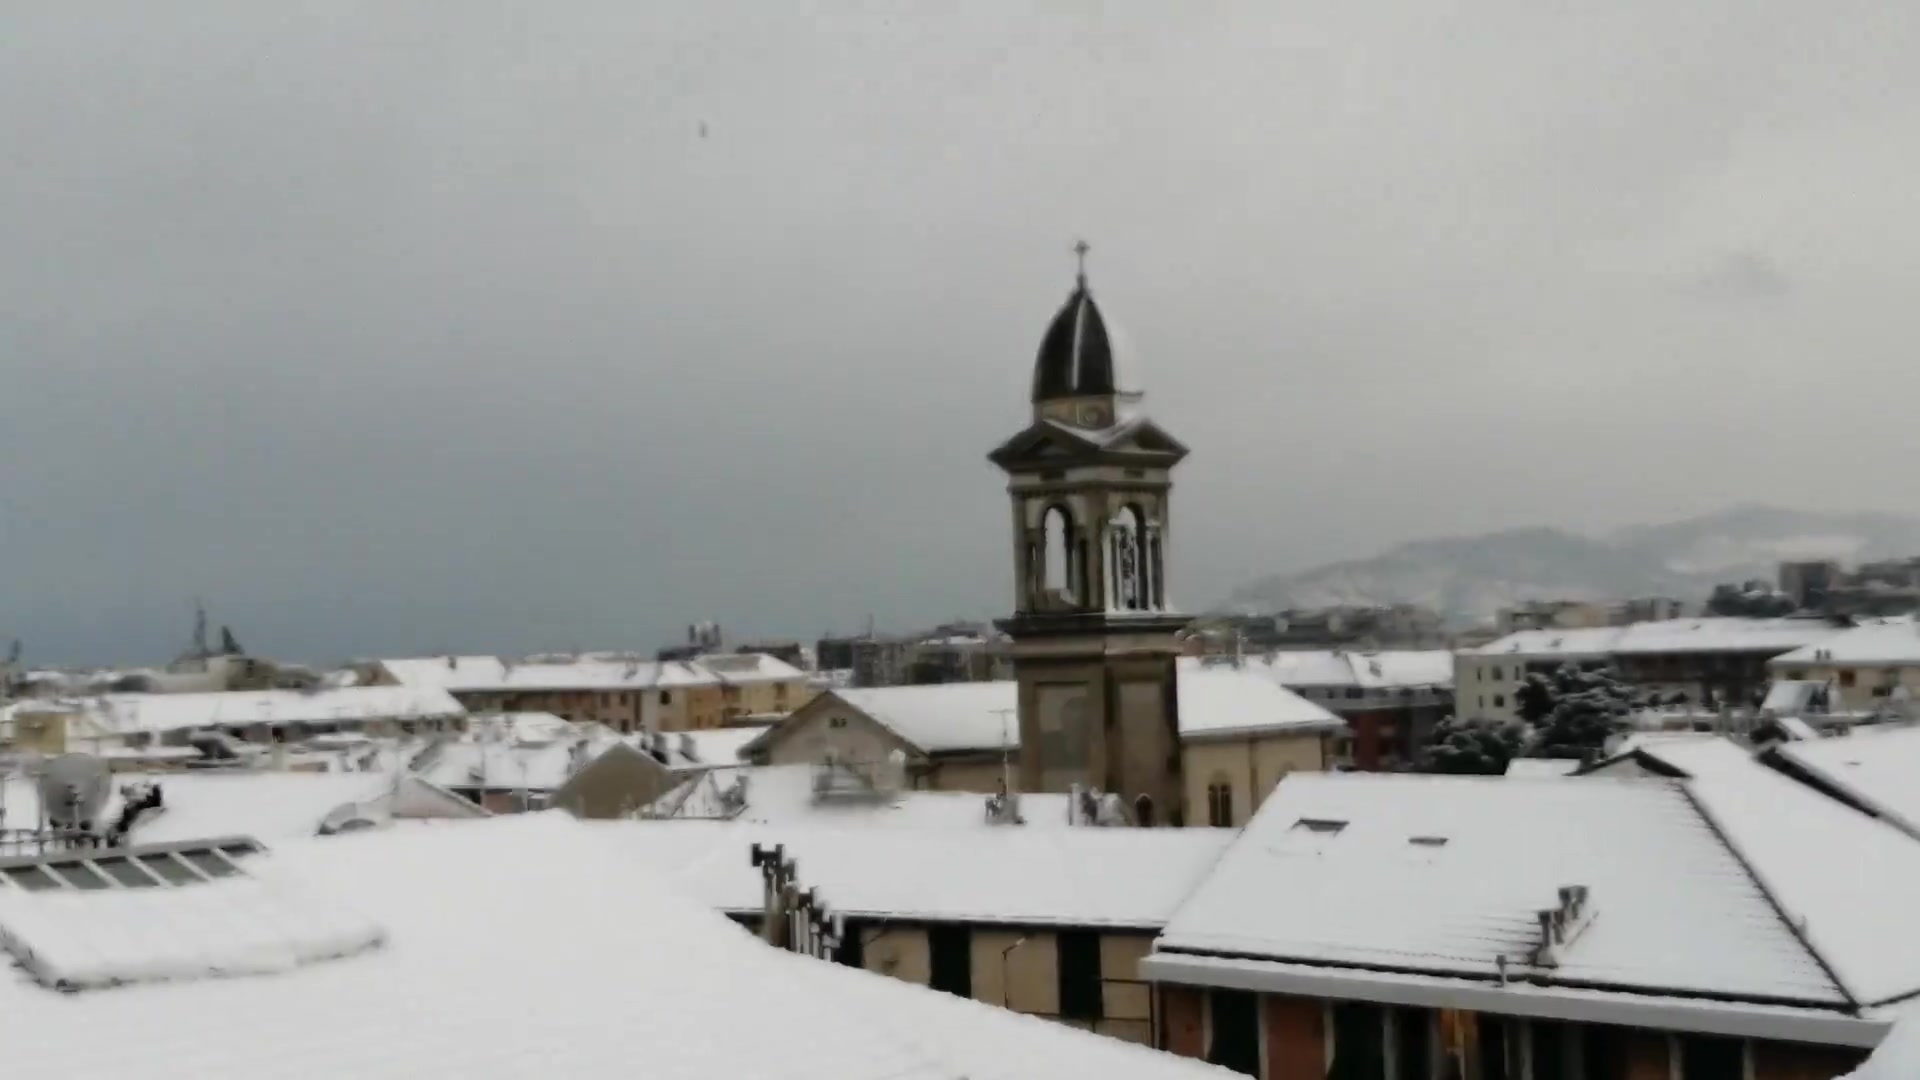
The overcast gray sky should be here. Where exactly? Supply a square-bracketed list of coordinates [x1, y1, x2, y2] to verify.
[3, 2, 1917, 665]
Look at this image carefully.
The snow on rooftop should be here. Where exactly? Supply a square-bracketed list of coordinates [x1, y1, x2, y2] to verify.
[0, 844, 385, 991]
[608, 817, 1238, 929]
[836, 682, 1021, 754]
[1774, 726, 1920, 842]
[1677, 743, 1920, 1007]
[379, 652, 808, 694]
[1503, 758, 1582, 778]
[1234, 650, 1453, 690]
[647, 762, 1074, 828]
[0, 770, 426, 846]
[828, 669, 1338, 756]
[0, 815, 1235, 1080]
[1158, 772, 1848, 1007]
[1773, 620, 1920, 666]
[42, 686, 466, 738]
[1470, 617, 1850, 660]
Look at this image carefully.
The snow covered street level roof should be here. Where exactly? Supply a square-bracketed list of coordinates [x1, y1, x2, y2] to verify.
[0, 815, 1236, 1080]
[1468, 616, 1852, 661]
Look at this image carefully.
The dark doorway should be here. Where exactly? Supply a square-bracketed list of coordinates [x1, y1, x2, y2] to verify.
[1056, 930, 1103, 1020]
[927, 925, 972, 998]
[1206, 990, 1260, 1077]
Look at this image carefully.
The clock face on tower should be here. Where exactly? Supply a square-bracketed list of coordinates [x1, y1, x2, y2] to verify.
[1075, 402, 1112, 428]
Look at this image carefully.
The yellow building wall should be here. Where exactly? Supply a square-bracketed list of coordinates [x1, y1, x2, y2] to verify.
[1097, 933, 1156, 1044]
[684, 685, 727, 730]
[929, 758, 1013, 795]
[1774, 662, 1920, 713]
[863, 925, 930, 985]
[971, 929, 1059, 1015]
[1180, 732, 1326, 827]
[759, 702, 914, 768]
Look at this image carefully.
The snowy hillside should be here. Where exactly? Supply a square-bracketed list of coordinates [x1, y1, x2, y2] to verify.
[1225, 506, 1920, 625]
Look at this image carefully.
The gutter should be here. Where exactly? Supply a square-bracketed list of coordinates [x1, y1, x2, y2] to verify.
[1140, 951, 1889, 1048]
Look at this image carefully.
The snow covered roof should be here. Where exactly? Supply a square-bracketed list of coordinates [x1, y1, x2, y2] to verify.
[1173, 664, 1345, 740]
[379, 653, 810, 694]
[1772, 726, 1920, 842]
[809, 670, 1339, 757]
[1675, 743, 1920, 1008]
[608, 818, 1237, 929]
[33, 687, 466, 739]
[1609, 616, 1845, 656]
[834, 683, 1021, 754]
[0, 815, 1235, 1080]
[1463, 626, 1623, 659]
[1503, 758, 1581, 778]
[1155, 772, 1897, 1018]
[0, 838, 385, 992]
[1773, 621, 1920, 667]
[0, 770, 484, 846]
[1468, 617, 1847, 660]
[1233, 650, 1453, 690]
[647, 763, 1074, 828]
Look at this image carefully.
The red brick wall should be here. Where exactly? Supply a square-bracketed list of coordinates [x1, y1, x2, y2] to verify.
[1160, 986, 1205, 1058]
[1264, 995, 1325, 1080]
[1752, 1040, 1870, 1080]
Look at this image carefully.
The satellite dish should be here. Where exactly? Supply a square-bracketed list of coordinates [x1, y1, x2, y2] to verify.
[38, 753, 111, 831]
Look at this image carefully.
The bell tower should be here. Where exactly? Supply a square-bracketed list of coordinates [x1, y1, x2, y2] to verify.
[989, 245, 1191, 825]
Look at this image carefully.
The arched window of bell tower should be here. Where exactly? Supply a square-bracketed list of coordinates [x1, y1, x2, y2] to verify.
[1041, 504, 1076, 608]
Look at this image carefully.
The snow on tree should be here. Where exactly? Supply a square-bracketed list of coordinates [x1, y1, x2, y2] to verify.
[1514, 664, 1635, 761]
[1418, 715, 1524, 775]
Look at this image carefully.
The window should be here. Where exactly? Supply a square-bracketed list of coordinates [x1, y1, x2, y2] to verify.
[1205, 990, 1260, 1077]
[1580, 1023, 1630, 1080]
[1293, 818, 1348, 835]
[1840, 670, 1857, 688]
[1679, 1034, 1745, 1078]
[1328, 1002, 1387, 1080]
[1056, 930, 1102, 1020]
[1492, 667, 1504, 681]
[1206, 777, 1234, 827]
[1392, 1008, 1432, 1080]
[1478, 1015, 1512, 1080]
[1344, 687, 1364, 700]
[1493, 694, 1506, 708]
[1529, 1020, 1572, 1080]
[927, 925, 972, 998]
[1875, 686, 1892, 698]
[829, 716, 848, 729]
[660, 691, 673, 704]
[1785, 670, 1806, 680]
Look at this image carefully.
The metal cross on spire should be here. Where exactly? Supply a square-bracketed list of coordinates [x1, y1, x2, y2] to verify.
[1073, 239, 1090, 286]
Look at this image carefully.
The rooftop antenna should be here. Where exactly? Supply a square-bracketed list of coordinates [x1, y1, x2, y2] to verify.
[992, 707, 1017, 797]
[190, 598, 210, 658]
[1073, 239, 1090, 288]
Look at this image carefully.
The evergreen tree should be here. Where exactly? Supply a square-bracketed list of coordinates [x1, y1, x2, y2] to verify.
[1514, 664, 1635, 761]
[1418, 715, 1524, 775]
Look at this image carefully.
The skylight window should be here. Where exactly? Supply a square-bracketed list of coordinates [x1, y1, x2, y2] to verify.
[0, 838, 263, 893]
[1292, 818, 1348, 836]
[1408, 836, 1448, 847]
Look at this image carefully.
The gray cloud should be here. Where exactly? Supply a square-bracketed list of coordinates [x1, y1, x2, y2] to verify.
[3, 1, 1918, 664]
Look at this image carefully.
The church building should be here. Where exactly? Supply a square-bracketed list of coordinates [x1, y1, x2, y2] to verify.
[988, 249, 1195, 826]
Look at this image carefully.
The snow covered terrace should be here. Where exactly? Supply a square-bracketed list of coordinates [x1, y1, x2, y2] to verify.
[0, 815, 1236, 1080]
[1143, 766, 1920, 1048]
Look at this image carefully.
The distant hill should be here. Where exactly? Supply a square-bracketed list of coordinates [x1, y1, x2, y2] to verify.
[1223, 505, 1920, 625]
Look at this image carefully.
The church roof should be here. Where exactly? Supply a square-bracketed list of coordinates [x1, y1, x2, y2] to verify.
[1032, 276, 1131, 403]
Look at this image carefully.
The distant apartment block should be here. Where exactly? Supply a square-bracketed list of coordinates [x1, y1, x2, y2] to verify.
[374, 652, 816, 732]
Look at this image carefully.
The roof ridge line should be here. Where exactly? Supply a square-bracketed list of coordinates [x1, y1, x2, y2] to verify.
[1675, 778, 1861, 1011]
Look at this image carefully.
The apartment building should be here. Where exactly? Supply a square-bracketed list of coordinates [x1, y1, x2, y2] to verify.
[374, 652, 816, 732]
